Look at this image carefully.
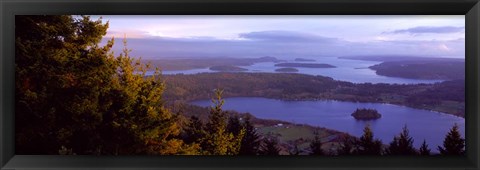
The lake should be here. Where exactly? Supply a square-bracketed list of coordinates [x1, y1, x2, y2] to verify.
[152, 57, 444, 84]
[191, 97, 465, 151]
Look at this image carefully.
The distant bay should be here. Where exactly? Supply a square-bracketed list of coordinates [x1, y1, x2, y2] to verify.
[148, 57, 445, 84]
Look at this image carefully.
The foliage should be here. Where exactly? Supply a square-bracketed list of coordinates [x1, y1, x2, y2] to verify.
[16, 15, 113, 154]
[438, 124, 465, 155]
[163, 73, 465, 117]
[355, 125, 383, 155]
[201, 89, 245, 155]
[15, 15, 191, 155]
[337, 135, 357, 156]
[227, 115, 243, 136]
[309, 130, 324, 155]
[259, 135, 281, 155]
[183, 116, 205, 144]
[239, 115, 261, 155]
[386, 126, 417, 155]
[351, 108, 382, 120]
[419, 140, 431, 156]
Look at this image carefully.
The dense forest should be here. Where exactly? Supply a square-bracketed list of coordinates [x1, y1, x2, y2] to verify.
[15, 15, 465, 156]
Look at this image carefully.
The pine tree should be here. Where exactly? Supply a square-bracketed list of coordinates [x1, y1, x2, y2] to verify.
[356, 125, 383, 155]
[15, 15, 192, 155]
[309, 130, 324, 155]
[259, 136, 281, 155]
[386, 125, 417, 155]
[239, 115, 261, 155]
[227, 115, 243, 136]
[16, 15, 113, 154]
[202, 89, 244, 155]
[337, 134, 357, 156]
[438, 124, 465, 155]
[183, 116, 205, 144]
[419, 139, 431, 156]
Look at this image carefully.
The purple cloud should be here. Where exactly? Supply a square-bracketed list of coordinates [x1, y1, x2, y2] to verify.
[101, 30, 464, 60]
[387, 26, 464, 34]
[239, 30, 338, 43]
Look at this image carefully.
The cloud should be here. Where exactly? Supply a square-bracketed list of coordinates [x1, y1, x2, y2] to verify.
[386, 26, 465, 34]
[101, 30, 464, 59]
[238, 30, 338, 43]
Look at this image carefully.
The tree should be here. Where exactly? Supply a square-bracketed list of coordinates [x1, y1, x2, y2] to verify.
[16, 15, 113, 154]
[309, 130, 324, 155]
[386, 125, 417, 155]
[202, 89, 245, 155]
[337, 134, 357, 156]
[183, 116, 205, 144]
[239, 114, 261, 155]
[227, 115, 243, 136]
[438, 124, 465, 155]
[419, 140, 431, 156]
[259, 136, 281, 155]
[15, 15, 192, 155]
[356, 125, 383, 155]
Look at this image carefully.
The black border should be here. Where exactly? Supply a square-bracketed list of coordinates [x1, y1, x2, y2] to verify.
[1, 0, 479, 169]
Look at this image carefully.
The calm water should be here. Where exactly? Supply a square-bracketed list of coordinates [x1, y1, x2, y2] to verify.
[191, 97, 465, 150]
[149, 57, 444, 84]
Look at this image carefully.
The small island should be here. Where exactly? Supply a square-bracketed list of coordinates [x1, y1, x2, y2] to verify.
[294, 58, 316, 62]
[275, 67, 299, 73]
[274, 63, 336, 68]
[209, 65, 248, 72]
[351, 108, 382, 120]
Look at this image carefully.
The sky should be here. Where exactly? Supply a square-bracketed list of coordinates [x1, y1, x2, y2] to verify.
[94, 15, 465, 59]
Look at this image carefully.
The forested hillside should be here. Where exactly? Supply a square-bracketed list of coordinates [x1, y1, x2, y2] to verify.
[163, 73, 465, 117]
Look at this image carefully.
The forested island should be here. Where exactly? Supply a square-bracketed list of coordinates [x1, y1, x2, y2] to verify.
[351, 108, 382, 120]
[369, 60, 465, 80]
[275, 68, 299, 72]
[274, 63, 336, 68]
[209, 65, 248, 72]
[339, 56, 465, 80]
[144, 56, 282, 71]
[295, 58, 316, 62]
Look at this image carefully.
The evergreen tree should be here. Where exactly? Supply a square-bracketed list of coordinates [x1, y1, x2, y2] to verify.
[239, 115, 261, 155]
[227, 115, 243, 136]
[202, 89, 244, 155]
[356, 125, 383, 155]
[16, 15, 113, 154]
[15, 15, 193, 155]
[309, 130, 324, 155]
[438, 124, 465, 155]
[419, 139, 431, 156]
[183, 116, 205, 144]
[337, 134, 357, 156]
[386, 125, 417, 155]
[259, 136, 281, 155]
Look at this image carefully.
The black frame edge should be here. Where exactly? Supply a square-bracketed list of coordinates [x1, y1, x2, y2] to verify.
[466, 1, 480, 169]
[1, 0, 16, 169]
[1, 0, 480, 170]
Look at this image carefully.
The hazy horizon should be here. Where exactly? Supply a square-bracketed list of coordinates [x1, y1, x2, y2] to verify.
[95, 15, 465, 60]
